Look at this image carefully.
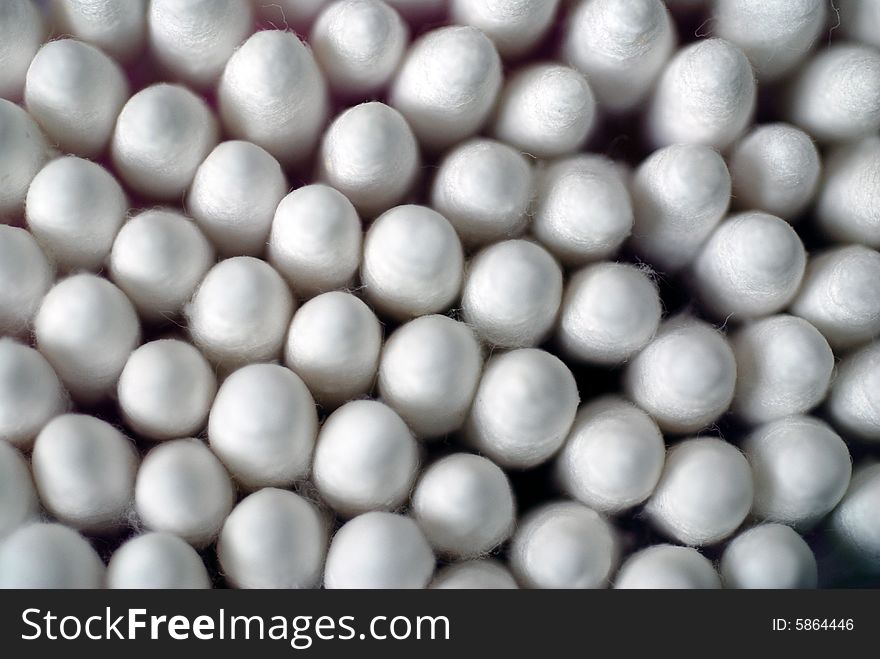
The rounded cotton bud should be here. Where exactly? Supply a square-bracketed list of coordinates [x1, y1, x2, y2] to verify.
[510, 501, 617, 589]
[556, 397, 665, 514]
[624, 317, 736, 434]
[647, 38, 755, 150]
[24, 39, 128, 157]
[32, 414, 137, 532]
[312, 400, 419, 517]
[451, 0, 558, 59]
[187, 257, 295, 369]
[284, 292, 381, 409]
[50, 0, 147, 63]
[118, 340, 217, 441]
[461, 240, 563, 349]
[107, 532, 210, 589]
[828, 343, 880, 443]
[614, 545, 720, 589]
[378, 315, 482, 438]
[187, 140, 287, 257]
[491, 63, 595, 158]
[431, 560, 518, 589]
[0, 99, 48, 222]
[148, 0, 253, 89]
[0, 442, 38, 539]
[218, 30, 328, 168]
[731, 315, 834, 425]
[324, 512, 435, 589]
[563, 0, 674, 112]
[0, 0, 43, 101]
[208, 364, 318, 489]
[557, 262, 661, 366]
[112, 84, 218, 201]
[0, 523, 104, 589]
[320, 103, 419, 219]
[745, 416, 851, 529]
[0, 226, 52, 337]
[730, 124, 821, 222]
[311, 0, 409, 98]
[829, 463, 880, 571]
[816, 137, 880, 248]
[532, 155, 633, 266]
[721, 524, 817, 589]
[466, 348, 579, 469]
[135, 438, 234, 547]
[26, 156, 127, 272]
[35, 274, 140, 405]
[839, 0, 880, 50]
[691, 211, 806, 321]
[109, 209, 214, 323]
[361, 205, 463, 320]
[218, 488, 327, 589]
[390, 26, 502, 151]
[645, 437, 753, 546]
[412, 454, 515, 558]
[789, 245, 880, 351]
[430, 139, 532, 248]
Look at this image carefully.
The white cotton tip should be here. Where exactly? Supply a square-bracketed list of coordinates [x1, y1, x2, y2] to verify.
[816, 137, 880, 248]
[50, 0, 147, 63]
[647, 38, 755, 150]
[691, 211, 806, 321]
[839, 0, 880, 50]
[730, 124, 821, 222]
[251, 0, 329, 30]
[118, 340, 217, 441]
[219, 30, 328, 168]
[713, 0, 825, 82]
[0, 442, 38, 539]
[378, 316, 482, 438]
[451, 0, 558, 59]
[135, 438, 234, 547]
[312, 400, 419, 517]
[614, 545, 720, 589]
[624, 318, 736, 434]
[721, 524, 817, 589]
[629, 144, 730, 273]
[731, 315, 834, 425]
[24, 39, 128, 158]
[461, 240, 563, 349]
[268, 185, 362, 298]
[148, 0, 253, 89]
[111, 84, 218, 201]
[430, 139, 532, 248]
[0, 99, 48, 222]
[324, 511, 435, 589]
[26, 156, 127, 272]
[0, 523, 104, 589]
[361, 205, 463, 320]
[208, 364, 318, 489]
[491, 63, 595, 159]
[789, 245, 880, 351]
[745, 416, 851, 529]
[32, 414, 137, 532]
[35, 274, 140, 405]
[557, 262, 661, 366]
[284, 292, 381, 410]
[430, 560, 519, 589]
[556, 396, 665, 514]
[412, 454, 515, 558]
[828, 343, 880, 443]
[830, 463, 880, 571]
[311, 0, 409, 98]
[465, 348, 579, 469]
[218, 488, 327, 589]
[563, 0, 674, 112]
[186, 257, 295, 369]
[390, 26, 502, 151]
[109, 209, 214, 323]
[0, 0, 43, 101]
[187, 140, 287, 257]
[510, 501, 617, 589]
[0, 226, 52, 337]
[107, 532, 211, 589]
[645, 437, 753, 546]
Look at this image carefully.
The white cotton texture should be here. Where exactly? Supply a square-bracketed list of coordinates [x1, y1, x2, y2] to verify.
[107, 532, 211, 590]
